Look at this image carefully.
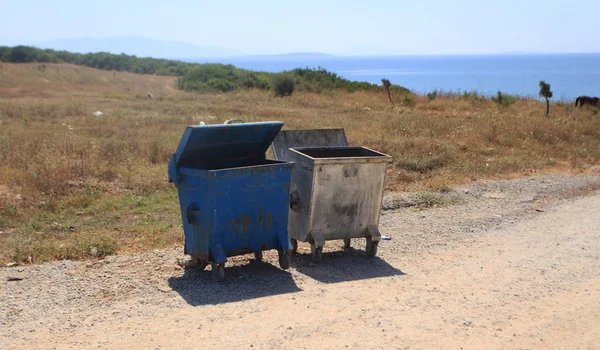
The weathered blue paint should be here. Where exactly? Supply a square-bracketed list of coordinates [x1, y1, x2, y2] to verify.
[169, 122, 294, 265]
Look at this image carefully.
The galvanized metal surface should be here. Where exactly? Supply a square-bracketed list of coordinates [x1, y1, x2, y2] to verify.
[285, 146, 392, 245]
[169, 122, 294, 268]
[271, 128, 348, 161]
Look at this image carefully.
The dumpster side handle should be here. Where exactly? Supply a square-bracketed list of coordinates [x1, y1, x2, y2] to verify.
[289, 190, 301, 212]
[186, 204, 201, 225]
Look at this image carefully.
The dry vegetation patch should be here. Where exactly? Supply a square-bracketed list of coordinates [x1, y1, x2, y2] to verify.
[1, 63, 599, 263]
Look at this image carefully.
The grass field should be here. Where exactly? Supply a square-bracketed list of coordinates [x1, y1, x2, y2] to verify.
[1, 63, 599, 263]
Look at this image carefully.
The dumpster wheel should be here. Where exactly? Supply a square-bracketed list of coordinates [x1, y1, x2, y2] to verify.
[311, 244, 323, 262]
[278, 250, 292, 270]
[211, 262, 226, 282]
[191, 257, 209, 271]
[366, 238, 379, 258]
[291, 239, 298, 254]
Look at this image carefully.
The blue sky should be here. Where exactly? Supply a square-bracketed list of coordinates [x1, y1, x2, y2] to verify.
[2, 0, 599, 55]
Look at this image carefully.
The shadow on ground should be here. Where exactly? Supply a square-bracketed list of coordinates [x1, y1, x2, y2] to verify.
[168, 260, 302, 306]
[292, 247, 405, 284]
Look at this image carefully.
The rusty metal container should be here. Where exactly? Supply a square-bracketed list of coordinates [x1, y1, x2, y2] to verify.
[272, 129, 391, 261]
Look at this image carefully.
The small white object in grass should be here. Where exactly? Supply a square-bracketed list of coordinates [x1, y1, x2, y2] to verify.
[90, 247, 99, 257]
[93, 111, 103, 117]
[199, 121, 206, 126]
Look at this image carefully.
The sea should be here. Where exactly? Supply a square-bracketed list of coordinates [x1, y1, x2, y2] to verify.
[195, 53, 600, 102]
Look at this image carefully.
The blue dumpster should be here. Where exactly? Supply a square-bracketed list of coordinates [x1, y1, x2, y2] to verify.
[168, 121, 295, 281]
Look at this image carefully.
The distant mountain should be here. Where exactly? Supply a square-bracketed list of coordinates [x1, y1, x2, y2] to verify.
[338, 45, 415, 56]
[34, 36, 240, 59]
[212, 52, 334, 62]
[252, 52, 333, 57]
[0, 37, 22, 47]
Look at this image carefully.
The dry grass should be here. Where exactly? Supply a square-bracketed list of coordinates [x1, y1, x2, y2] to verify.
[1, 63, 599, 263]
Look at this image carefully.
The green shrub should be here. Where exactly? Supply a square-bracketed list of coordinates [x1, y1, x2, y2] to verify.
[178, 64, 240, 92]
[256, 76, 271, 90]
[395, 154, 448, 173]
[427, 91, 437, 101]
[207, 78, 237, 92]
[461, 90, 483, 101]
[492, 91, 516, 107]
[403, 95, 416, 107]
[408, 191, 460, 208]
[3, 205, 17, 216]
[273, 75, 295, 97]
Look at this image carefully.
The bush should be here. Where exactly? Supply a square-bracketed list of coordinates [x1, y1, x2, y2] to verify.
[409, 191, 460, 208]
[395, 154, 449, 173]
[207, 78, 237, 92]
[427, 91, 437, 101]
[256, 75, 271, 90]
[492, 91, 516, 107]
[273, 75, 295, 97]
[461, 90, 483, 101]
[403, 95, 416, 107]
[290, 67, 377, 93]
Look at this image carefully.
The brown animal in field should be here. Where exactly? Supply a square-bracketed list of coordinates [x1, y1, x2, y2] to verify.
[575, 96, 599, 107]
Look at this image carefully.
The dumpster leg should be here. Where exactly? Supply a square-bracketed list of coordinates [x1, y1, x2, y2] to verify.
[366, 226, 381, 258]
[310, 231, 325, 262]
[311, 231, 325, 248]
[254, 251, 263, 261]
[210, 241, 227, 264]
[276, 232, 293, 268]
[276, 231, 293, 252]
[367, 225, 382, 242]
[343, 238, 352, 249]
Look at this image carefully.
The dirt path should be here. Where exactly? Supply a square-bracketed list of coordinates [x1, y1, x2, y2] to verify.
[1, 175, 600, 349]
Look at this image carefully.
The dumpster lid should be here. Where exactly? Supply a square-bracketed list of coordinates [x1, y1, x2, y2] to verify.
[173, 121, 285, 167]
[271, 129, 348, 161]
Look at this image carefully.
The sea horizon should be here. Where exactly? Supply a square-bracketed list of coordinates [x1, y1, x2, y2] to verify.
[190, 52, 600, 101]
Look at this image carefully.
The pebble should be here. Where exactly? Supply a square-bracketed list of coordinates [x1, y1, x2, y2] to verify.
[90, 247, 99, 257]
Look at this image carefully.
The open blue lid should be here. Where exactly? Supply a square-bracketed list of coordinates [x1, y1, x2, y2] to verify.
[172, 121, 284, 167]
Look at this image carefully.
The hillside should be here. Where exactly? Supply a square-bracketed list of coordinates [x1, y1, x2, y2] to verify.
[0, 46, 394, 94]
[0, 62, 599, 264]
[0, 62, 177, 98]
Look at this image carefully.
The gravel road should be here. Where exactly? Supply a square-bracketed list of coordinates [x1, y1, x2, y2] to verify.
[1, 174, 599, 349]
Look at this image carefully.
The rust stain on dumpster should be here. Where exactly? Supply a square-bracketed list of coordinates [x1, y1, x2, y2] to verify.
[266, 213, 273, 230]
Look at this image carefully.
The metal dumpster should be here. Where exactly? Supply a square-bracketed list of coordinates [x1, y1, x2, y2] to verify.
[271, 129, 392, 261]
[168, 121, 294, 281]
